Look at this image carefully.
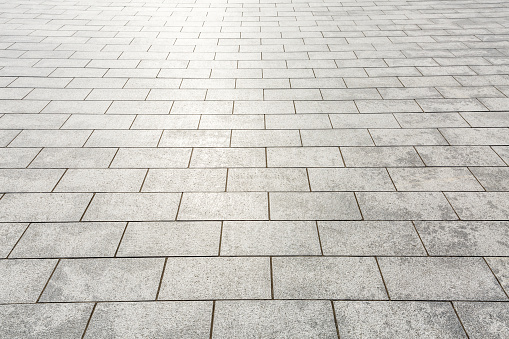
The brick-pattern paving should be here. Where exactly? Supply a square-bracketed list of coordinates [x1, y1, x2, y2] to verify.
[1, 0, 509, 337]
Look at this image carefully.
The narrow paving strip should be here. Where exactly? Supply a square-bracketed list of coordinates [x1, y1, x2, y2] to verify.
[0, 0, 509, 337]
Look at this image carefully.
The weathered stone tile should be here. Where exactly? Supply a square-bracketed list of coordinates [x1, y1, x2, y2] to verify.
[117, 221, 220, 256]
[9, 130, 92, 147]
[10, 222, 125, 258]
[40, 258, 164, 302]
[143, 169, 226, 192]
[308, 168, 394, 191]
[55, 169, 146, 192]
[159, 130, 231, 147]
[0, 303, 93, 339]
[389, 167, 483, 191]
[0, 148, 40, 168]
[221, 221, 320, 255]
[470, 167, 509, 191]
[370, 129, 448, 146]
[111, 148, 192, 169]
[83, 193, 181, 221]
[446, 192, 509, 220]
[0, 193, 92, 222]
[159, 257, 271, 299]
[440, 128, 509, 145]
[378, 257, 506, 300]
[84, 301, 212, 339]
[190, 148, 265, 168]
[416, 146, 506, 166]
[341, 147, 424, 167]
[334, 301, 467, 339]
[178, 192, 268, 220]
[29, 148, 117, 169]
[0, 223, 27, 258]
[455, 302, 509, 339]
[485, 257, 509, 293]
[227, 168, 309, 192]
[357, 192, 458, 220]
[231, 130, 301, 147]
[0, 169, 64, 192]
[273, 257, 387, 299]
[394, 113, 469, 128]
[0, 259, 57, 303]
[319, 221, 426, 256]
[213, 300, 337, 339]
[85, 130, 162, 147]
[300, 129, 374, 146]
[267, 147, 343, 167]
[330, 113, 400, 128]
[416, 221, 509, 256]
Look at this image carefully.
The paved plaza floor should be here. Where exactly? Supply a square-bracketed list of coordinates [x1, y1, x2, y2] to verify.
[1, 0, 509, 337]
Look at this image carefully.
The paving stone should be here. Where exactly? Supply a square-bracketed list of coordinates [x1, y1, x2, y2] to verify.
[341, 147, 424, 167]
[440, 128, 509, 145]
[416, 146, 506, 166]
[212, 300, 337, 338]
[378, 257, 507, 300]
[308, 168, 394, 191]
[231, 130, 301, 147]
[0, 303, 93, 339]
[9, 130, 91, 147]
[117, 221, 220, 256]
[300, 129, 374, 146]
[10, 222, 125, 258]
[485, 257, 509, 293]
[0, 193, 92, 222]
[55, 169, 146, 192]
[454, 302, 509, 339]
[0, 259, 57, 303]
[267, 147, 343, 167]
[143, 168, 226, 192]
[0, 169, 64, 192]
[40, 258, 164, 302]
[469, 167, 509, 191]
[370, 129, 448, 146]
[388, 167, 483, 191]
[446, 192, 509, 220]
[159, 130, 231, 147]
[190, 148, 265, 168]
[110, 148, 192, 169]
[272, 257, 387, 299]
[85, 130, 162, 147]
[84, 301, 212, 339]
[334, 301, 467, 339]
[159, 257, 271, 299]
[221, 221, 320, 255]
[0, 148, 40, 168]
[416, 221, 509, 256]
[227, 168, 309, 192]
[83, 193, 181, 221]
[0, 223, 27, 258]
[29, 148, 117, 168]
[357, 192, 458, 220]
[178, 192, 268, 220]
[319, 221, 426, 256]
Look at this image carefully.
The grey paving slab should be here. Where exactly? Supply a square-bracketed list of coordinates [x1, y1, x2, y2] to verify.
[308, 168, 394, 191]
[227, 168, 309, 192]
[469, 167, 509, 191]
[10, 222, 125, 258]
[272, 257, 387, 299]
[55, 169, 146, 192]
[486, 257, 509, 293]
[0, 169, 64, 192]
[40, 258, 164, 302]
[455, 302, 509, 339]
[378, 257, 507, 301]
[29, 148, 117, 169]
[319, 221, 426, 256]
[110, 148, 192, 169]
[143, 169, 226, 192]
[159, 257, 271, 300]
[84, 301, 212, 339]
[267, 147, 343, 168]
[212, 300, 337, 339]
[0, 303, 93, 339]
[0, 259, 57, 303]
[341, 147, 424, 167]
[446, 192, 509, 220]
[190, 148, 266, 168]
[0, 147, 40, 168]
[416, 146, 506, 167]
[9, 130, 91, 147]
[0, 223, 27, 258]
[117, 221, 220, 257]
[388, 167, 483, 191]
[334, 301, 467, 339]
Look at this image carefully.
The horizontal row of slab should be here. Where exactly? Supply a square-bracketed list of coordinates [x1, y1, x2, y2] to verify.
[2, 300, 507, 338]
[1, 191, 509, 222]
[1, 256, 508, 303]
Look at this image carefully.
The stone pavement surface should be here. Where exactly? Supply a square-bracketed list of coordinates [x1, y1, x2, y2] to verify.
[1, 0, 509, 337]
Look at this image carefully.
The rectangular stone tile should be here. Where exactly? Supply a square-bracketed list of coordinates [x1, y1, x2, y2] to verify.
[159, 257, 271, 299]
[370, 129, 448, 146]
[446, 192, 509, 220]
[0, 169, 64, 192]
[0, 100, 48, 114]
[470, 167, 509, 191]
[308, 168, 394, 191]
[341, 147, 424, 167]
[107, 100, 172, 114]
[356, 100, 422, 113]
[265, 114, 332, 129]
[190, 148, 265, 168]
[131, 115, 200, 129]
[221, 221, 320, 256]
[454, 302, 509, 339]
[213, 300, 337, 339]
[389, 167, 483, 191]
[62, 115, 135, 130]
[227, 168, 309, 192]
[394, 113, 469, 128]
[55, 169, 146, 192]
[10, 222, 125, 258]
[0, 223, 27, 258]
[171, 101, 232, 115]
[0, 130, 20, 147]
[270, 192, 361, 220]
[0, 148, 40, 168]
[334, 301, 467, 339]
[0, 259, 57, 303]
[294, 101, 358, 114]
[485, 258, 509, 294]
[28, 148, 116, 169]
[418, 98, 488, 112]
[233, 100, 295, 114]
[300, 129, 374, 146]
[110, 148, 191, 169]
[330, 113, 400, 128]
[0, 193, 92, 222]
[273, 257, 387, 299]
[117, 221, 220, 257]
[493, 146, 509, 164]
[159, 130, 230, 147]
[416, 221, 509, 256]
[178, 192, 268, 220]
[199, 114, 264, 129]
[378, 257, 506, 300]
[440, 128, 509, 145]
[83, 193, 181, 221]
[84, 301, 212, 339]
[0, 303, 93, 339]
[231, 130, 301, 147]
[40, 258, 164, 302]
[267, 147, 343, 168]
[85, 130, 162, 147]
[357, 192, 458, 220]
[9, 130, 92, 147]
[319, 221, 426, 256]
[0, 113, 69, 129]
[143, 169, 226, 192]
[461, 112, 509, 127]
[42, 100, 111, 114]
[416, 146, 506, 166]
